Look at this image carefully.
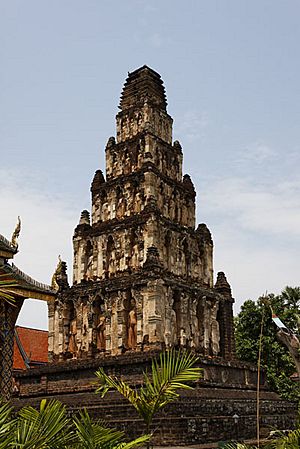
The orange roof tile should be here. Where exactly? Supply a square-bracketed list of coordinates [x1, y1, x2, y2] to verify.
[13, 326, 48, 370]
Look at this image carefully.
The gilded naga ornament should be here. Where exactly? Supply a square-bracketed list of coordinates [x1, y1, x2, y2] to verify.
[11, 216, 21, 249]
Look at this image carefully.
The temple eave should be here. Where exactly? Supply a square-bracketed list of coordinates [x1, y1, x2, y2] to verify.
[0, 264, 55, 300]
[8, 287, 54, 302]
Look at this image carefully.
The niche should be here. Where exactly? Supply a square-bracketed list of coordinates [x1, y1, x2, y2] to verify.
[130, 230, 139, 269]
[123, 290, 137, 350]
[172, 290, 181, 347]
[63, 300, 77, 357]
[105, 235, 116, 278]
[182, 238, 191, 277]
[130, 145, 139, 167]
[84, 240, 93, 280]
[92, 297, 106, 352]
[196, 300, 205, 353]
[164, 231, 171, 270]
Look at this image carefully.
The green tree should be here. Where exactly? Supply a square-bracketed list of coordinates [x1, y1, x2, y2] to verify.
[96, 349, 202, 441]
[235, 286, 300, 400]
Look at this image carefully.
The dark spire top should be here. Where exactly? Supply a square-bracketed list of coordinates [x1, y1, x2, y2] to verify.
[79, 210, 90, 226]
[91, 169, 105, 192]
[215, 272, 232, 299]
[119, 65, 167, 111]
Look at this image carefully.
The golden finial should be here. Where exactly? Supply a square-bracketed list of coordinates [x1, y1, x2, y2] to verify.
[11, 216, 21, 249]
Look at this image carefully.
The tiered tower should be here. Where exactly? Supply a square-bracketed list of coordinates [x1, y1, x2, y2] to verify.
[48, 66, 235, 361]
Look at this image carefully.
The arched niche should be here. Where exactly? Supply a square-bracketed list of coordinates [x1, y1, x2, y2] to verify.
[105, 235, 116, 278]
[164, 231, 171, 270]
[196, 299, 205, 354]
[172, 290, 181, 347]
[63, 300, 77, 357]
[92, 297, 106, 352]
[130, 230, 139, 270]
[84, 240, 93, 280]
[182, 238, 191, 277]
[123, 290, 137, 350]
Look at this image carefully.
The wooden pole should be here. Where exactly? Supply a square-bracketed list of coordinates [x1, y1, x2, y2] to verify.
[256, 304, 265, 448]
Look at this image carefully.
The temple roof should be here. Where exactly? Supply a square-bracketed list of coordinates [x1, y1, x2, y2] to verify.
[0, 233, 18, 258]
[0, 262, 55, 301]
[119, 65, 167, 111]
[13, 326, 48, 370]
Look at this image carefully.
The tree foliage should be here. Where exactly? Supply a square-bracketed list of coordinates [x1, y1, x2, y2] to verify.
[235, 286, 300, 400]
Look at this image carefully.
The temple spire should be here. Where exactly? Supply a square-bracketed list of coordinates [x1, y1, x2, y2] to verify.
[119, 65, 167, 111]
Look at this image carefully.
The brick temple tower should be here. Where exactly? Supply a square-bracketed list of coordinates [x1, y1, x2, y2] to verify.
[48, 66, 235, 361]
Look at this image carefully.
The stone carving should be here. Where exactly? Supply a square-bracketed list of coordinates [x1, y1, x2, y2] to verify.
[211, 302, 220, 356]
[49, 66, 235, 362]
[68, 318, 77, 357]
[85, 245, 93, 280]
[96, 311, 106, 351]
[52, 256, 69, 291]
[127, 303, 137, 349]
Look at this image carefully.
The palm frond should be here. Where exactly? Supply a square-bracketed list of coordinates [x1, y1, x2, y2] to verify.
[113, 434, 151, 449]
[95, 350, 202, 430]
[73, 408, 150, 449]
[73, 408, 124, 449]
[265, 428, 300, 449]
[15, 399, 75, 449]
[96, 368, 139, 405]
[0, 401, 14, 448]
[224, 445, 257, 449]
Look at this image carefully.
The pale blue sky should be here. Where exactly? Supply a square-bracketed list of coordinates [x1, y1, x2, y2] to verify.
[1, 0, 299, 329]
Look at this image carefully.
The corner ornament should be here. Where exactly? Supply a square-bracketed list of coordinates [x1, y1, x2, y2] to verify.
[51, 255, 62, 291]
[51, 255, 69, 291]
[11, 216, 21, 249]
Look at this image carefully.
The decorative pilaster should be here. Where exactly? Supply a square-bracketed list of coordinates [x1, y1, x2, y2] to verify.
[215, 272, 236, 359]
[0, 301, 22, 400]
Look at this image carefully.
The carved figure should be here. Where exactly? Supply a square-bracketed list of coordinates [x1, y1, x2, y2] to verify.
[117, 198, 126, 219]
[128, 305, 137, 349]
[170, 308, 177, 346]
[96, 313, 106, 351]
[69, 318, 78, 357]
[211, 319, 220, 356]
[86, 252, 93, 280]
[203, 298, 211, 355]
[134, 193, 142, 212]
[210, 302, 220, 356]
[164, 295, 176, 348]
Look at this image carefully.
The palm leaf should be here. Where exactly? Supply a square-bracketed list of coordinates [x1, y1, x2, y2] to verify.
[224, 445, 257, 449]
[113, 435, 151, 449]
[14, 399, 75, 449]
[96, 369, 140, 405]
[0, 401, 14, 449]
[73, 408, 124, 449]
[95, 350, 202, 430]
[265, 428, 300, 449]
[73, 408, 150, 449]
